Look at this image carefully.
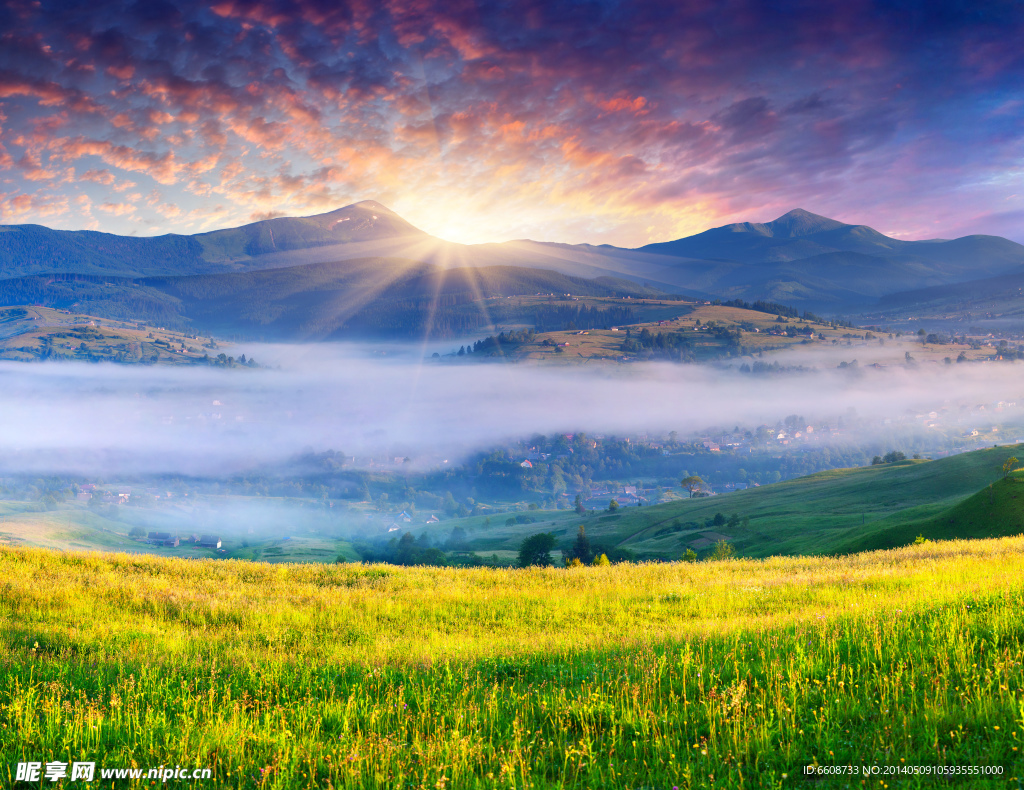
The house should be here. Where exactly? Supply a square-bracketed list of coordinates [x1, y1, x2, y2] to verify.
[197, 535, 221, 549]
[397, 511, 412, 522]
[387, 523, 401, 532]
[520, 459, 533, 468]
[426, 515, 440, 523]
[147, 531, 172, 545]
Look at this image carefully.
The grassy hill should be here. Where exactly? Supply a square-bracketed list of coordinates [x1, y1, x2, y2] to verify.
[1, 539, 1021, 788]
[836, 469, 1024, 554]
[0, 305, 231, 364]
[403, 445, 1024, 562]
[609, 445, 1024, 558]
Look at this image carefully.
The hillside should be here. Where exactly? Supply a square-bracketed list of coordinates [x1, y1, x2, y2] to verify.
[318, 443, 1018, 567]
[836, 470, 1024, 553]
[414, 445, 1023, 561]
[0, 261, 663, 340]
[1, 539, 1021, 788]
[0, 305, 214, 364]
[875, 266, 1024, 317]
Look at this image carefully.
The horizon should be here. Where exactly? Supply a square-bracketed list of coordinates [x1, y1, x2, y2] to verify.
[0, 202, 998, 249]
[0, 1, 1021, 245]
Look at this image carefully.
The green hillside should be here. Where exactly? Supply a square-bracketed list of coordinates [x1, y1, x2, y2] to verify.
[602, 445, 1022, 558]
[412, 445, 1024, 561]
[836, 470, 1024, 553]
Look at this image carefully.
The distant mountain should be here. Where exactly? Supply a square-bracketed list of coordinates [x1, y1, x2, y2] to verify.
[0, 201, 426, 278]
[3, 203, 1023, 312]
[0, 260, 662, 340]
[875, 266, 1024, 315]
[543, 209, 1024, 308]
[193, 201, 426, 262]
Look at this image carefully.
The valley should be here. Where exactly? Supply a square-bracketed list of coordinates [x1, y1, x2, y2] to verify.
[3, 204, 1024, 790]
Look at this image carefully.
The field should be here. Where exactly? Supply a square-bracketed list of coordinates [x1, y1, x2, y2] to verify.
[1, 540, 1022, 788]
[0, 306, 220, 365]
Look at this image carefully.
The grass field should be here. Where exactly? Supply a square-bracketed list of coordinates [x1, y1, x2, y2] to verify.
[1, 539, 1023, 788]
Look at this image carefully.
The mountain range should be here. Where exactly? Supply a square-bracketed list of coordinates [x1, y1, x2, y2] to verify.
[2, 202, 1022, 333]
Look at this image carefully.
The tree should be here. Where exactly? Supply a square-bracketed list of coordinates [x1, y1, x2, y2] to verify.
[683, 548, 698, 563]
[1002, 456, 1019, 479]
[681, 475, 704, 498]
[566, 525, 593, 564]
[574, 494, 585, 515]
[446, 526, 468, 550]
[607, 499, 619, 512]
[518, 532, 557, 567]
[592, 553, 611, 566]
[709, 540, 736, 561]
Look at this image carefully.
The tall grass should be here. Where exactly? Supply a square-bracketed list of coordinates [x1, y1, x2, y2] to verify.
[1, 539, 1023, 788]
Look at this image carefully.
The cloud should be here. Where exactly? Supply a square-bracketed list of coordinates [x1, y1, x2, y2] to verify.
[0, 0, 1019, 243]
[97, 201, 136, 215]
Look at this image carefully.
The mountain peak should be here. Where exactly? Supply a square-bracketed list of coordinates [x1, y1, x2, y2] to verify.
[766, 208, 848, 237]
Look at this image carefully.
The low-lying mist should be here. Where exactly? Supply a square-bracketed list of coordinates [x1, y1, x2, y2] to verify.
[1, 342, 1022, 477]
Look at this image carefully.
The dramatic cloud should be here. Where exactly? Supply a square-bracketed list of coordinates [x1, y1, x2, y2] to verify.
[0, 0, 1021, 244]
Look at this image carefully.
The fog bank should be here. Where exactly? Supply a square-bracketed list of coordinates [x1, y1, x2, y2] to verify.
[0, 343, 1022, 476]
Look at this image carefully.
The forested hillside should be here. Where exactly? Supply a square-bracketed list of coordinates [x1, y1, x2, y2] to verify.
[0, 260, 662, 339]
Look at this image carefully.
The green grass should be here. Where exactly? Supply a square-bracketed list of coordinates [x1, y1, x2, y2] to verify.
[834, 471, 1024, 554]
[1, 540, 1023, 788]
[445, 445, 1024, 560]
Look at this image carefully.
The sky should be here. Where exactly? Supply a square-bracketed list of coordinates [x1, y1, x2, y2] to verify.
[0, 0, 1022, 246]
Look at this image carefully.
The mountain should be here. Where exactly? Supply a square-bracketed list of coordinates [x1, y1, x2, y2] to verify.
[0, 260, 662, 340]
[0, 201, 427, 278]
[193, 201, 427, 262]
[3, 203, 1023, 312]
[523, 208, 1024, 309]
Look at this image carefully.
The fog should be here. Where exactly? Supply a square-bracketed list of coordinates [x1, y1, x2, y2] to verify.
[1, 342, 1023, 477]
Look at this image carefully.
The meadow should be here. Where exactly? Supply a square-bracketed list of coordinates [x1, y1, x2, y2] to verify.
[1, 538, 1023, 788]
